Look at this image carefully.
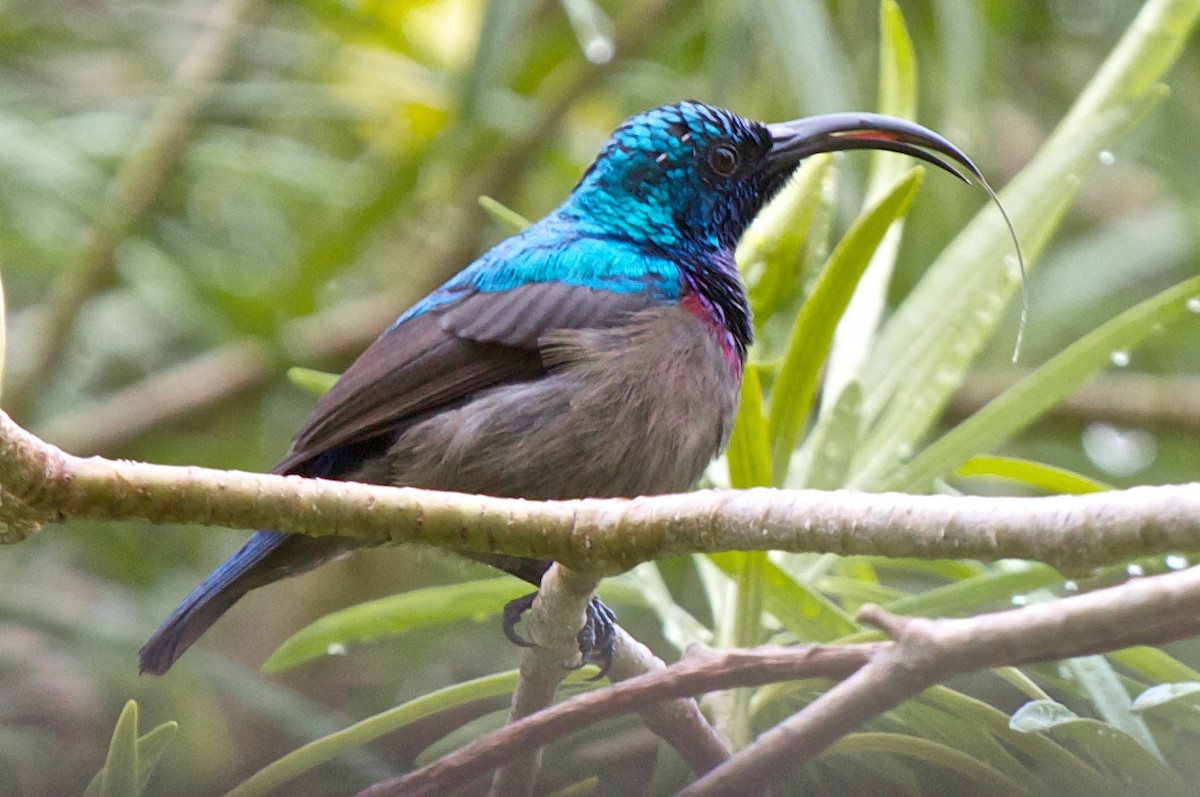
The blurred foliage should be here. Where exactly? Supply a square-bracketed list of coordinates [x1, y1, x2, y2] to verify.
[2, 0, 1199, 795]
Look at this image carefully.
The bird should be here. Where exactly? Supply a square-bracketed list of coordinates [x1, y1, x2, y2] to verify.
[139, 100, 991, 676]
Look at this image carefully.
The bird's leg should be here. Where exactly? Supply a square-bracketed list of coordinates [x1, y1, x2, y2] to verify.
[501, 592, 618, 679]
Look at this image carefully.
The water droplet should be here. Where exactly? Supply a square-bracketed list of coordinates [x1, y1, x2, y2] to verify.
[895, 443, 913, 460]
[1165, 554, 1189, 571]
[1063, 580, 1078, 593]
[1081, 423, 1157, 477]
[1097, 150, 1116, 166]
[584, 37, 614, 64]
[1126, 563, 1144, 577]
[326, 642, 348, 656]
[1109, 350, 1130, 367]
[1186, 297, 1200, 314]
[1011, 594, 1028, 606]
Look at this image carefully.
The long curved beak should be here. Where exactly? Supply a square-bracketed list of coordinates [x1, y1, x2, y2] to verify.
[767, 111, 1029, 361]
[766, 112, 982, 184]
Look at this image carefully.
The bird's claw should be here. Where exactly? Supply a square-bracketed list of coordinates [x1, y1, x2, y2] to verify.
[502, 592, 538, 647]
[500, 592, 617, 679]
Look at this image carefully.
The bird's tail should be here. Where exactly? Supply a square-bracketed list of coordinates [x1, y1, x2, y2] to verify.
[138, 530, 354, 675]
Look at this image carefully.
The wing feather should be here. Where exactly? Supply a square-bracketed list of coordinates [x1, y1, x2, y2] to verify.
[276, 282, 656, 476]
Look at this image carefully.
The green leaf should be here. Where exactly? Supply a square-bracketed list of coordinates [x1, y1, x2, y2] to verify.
[223, 670, 568, 797]
[825, 732, 1037, 797]
[768, 168, 924, 483]
[1011, 700, 1188, 796]
[737, 154, 833, 324]
[852, 85, 1170, 489]
[821, 0, 916, 403]
[888, 275, 1200, 491]
[99, 701, 139, 797]
[795, 380, 862, 489]
[956, 456, 1114, 494]
[882, 563, 1062, 617]
[1061, 655, 1162, 757]
[286, 367, 338, 396]
[725, 363, 771, 488]
[86, 701, 178, 797]
[1131, 682, 1200, 734]
[478, 194, 531, 232]
[919, 687, 1120, 797]
[1109, 647, 1200, 683]
[708, 553, 857, 642]
[262, 578, 535, 672]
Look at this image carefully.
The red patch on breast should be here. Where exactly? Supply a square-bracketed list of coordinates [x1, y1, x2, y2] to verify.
[680, 293, 743, 377]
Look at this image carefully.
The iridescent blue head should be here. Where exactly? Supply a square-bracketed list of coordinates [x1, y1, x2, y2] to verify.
[557, 101, 990, 361]
[566, 102, 779, 252]
[564, 100, 985, 255]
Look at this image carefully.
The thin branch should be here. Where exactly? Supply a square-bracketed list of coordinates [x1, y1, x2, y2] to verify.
[6, 0, 264, 421]
[1, 411, 1199, 569]
[681, 563, 1200, 796]
[361, 561, 1200, 797]
[355, 644, 876, 797]
[946, 370, 1200, 434]
[36, 340, 274, 455]
[489, 566, 598, 797]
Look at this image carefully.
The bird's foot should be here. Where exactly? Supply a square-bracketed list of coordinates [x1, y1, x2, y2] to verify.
[501, 593, 617, 679]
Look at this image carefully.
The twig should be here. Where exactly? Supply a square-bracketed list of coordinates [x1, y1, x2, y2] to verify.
[36, 339, 274, 455]
[1, 411, 1199, 569]
[361, 561, 1200, 797]
[6, 0, 264, 421]
[681, 563, 1200, 796]
[947, 370, 1200, 434]
[489, 566, 598, 797]
[355, 644, 875, 797]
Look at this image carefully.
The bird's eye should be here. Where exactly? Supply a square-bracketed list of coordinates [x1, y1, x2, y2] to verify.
[708, 143, 740, 177]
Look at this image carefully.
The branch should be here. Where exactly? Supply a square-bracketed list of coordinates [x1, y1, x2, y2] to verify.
[946, 370, 1200, 434]
[681, 561, 1200, 796]
[1, 412, 1199, 569]
[489, 566, 598, 797]
[356, 644, 875, 797]
[359, 562, 1200, 797]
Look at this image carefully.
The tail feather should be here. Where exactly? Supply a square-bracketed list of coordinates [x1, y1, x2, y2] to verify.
[139, 531, 354, 675]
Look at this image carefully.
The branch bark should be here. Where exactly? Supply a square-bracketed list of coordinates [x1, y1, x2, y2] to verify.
[2, 411, 1198, 571]
[357, 562, 1200, 797]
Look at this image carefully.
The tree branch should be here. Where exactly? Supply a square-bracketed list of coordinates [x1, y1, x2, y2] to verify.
[356, 644, 875, 797]
[1, 411, 1198, 568]
[358, 561, 1200, 797]
[681, 561, 1200, 796]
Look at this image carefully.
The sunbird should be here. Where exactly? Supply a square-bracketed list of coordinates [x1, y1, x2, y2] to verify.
[140, 101, 996, 675]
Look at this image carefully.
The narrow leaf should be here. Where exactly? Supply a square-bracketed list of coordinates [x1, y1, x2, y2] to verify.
[822, 0, 916, 400]
[1061, 655, 1162, 757]
[99, 701, 140, 797]
[287, 367, 338, 396]
[725, 363, 771, 488]
[263, 579, 535, 672]
[478, 194, 531, 232]
[737, 154, 833, 324]
[1011, 700, 1188, 796]
[768, 168, 924, 483]
[889, 275, 1200, 491]
[826, 732, 1037, 797]
[957, 456, 1113, 494]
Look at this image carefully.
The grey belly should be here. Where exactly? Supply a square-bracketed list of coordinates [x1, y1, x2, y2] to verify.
[360, 305, 741, 501]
